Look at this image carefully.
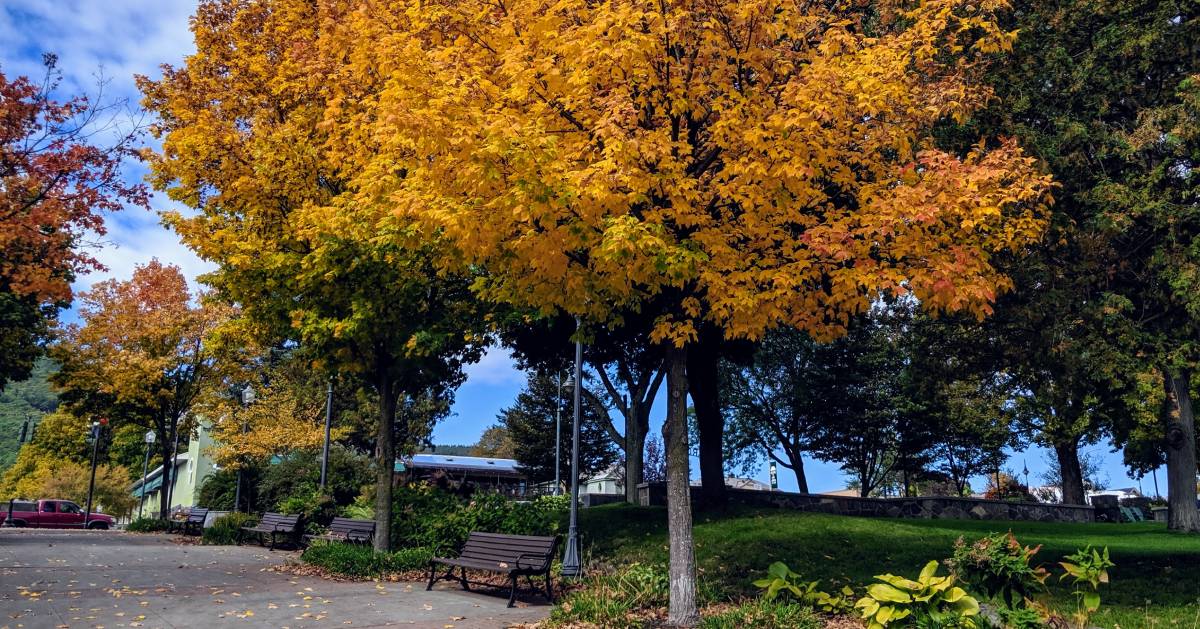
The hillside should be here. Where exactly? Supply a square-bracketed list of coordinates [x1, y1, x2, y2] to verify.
[0, 358, 59, 472]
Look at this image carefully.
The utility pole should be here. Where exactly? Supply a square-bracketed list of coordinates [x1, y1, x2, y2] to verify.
[320, 377, 333, 489]
[84, 418, 107, 529]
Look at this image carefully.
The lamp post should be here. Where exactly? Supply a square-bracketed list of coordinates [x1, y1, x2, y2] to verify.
[320, 377, 334, 489]
[84, 417, 107, 529]
[555, 371, 563, 496]
[234, 386, 255, 512]
[1022, 460, 1030, 493]
[139, 430, 156, 519]
[561, 318, 584, 579]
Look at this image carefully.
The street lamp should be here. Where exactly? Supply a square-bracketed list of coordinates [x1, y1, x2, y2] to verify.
[320, 377, 334, 489]
[84, 417, 107, 529]
[561, 318, 584, 579]
[1022, 460, 1030, 493]
[555, 371, 563, 496]
[139, 430, 156, 519]
[234, 385, 255, 512]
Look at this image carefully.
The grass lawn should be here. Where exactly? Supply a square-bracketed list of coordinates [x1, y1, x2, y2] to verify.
[576, 504, 1200, 628]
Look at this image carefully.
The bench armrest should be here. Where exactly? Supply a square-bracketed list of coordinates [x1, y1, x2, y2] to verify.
[515, 552, 551, 571]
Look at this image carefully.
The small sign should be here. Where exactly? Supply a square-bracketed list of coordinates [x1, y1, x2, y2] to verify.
[769, 461, 778, 490]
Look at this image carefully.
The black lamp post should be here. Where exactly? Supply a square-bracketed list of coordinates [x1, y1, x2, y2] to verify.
[84, 417, 106, 529]
[555, 371, 563, 496]
[234, 385, 255, 512]
[138, 430, 156, 518]
[561, 317, 584, 578]
[320, 377, 334, 489]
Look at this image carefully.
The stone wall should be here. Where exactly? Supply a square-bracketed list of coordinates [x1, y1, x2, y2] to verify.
[637, 483, 1094, 523]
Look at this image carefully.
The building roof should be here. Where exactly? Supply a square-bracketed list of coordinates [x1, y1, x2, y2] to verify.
[129, 454, 189, 494]
[396, 454, 523, 477]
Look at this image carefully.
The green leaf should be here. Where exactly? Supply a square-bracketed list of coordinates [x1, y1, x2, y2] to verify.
[768, 561, 789, 579]
[918, 560, 940, 581]
[868, 583, 914, 603]
[1083, 591, 1100, 612]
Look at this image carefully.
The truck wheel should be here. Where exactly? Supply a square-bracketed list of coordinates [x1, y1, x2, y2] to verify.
[9, 520, 26, 528]
[87, 521, 109, 530]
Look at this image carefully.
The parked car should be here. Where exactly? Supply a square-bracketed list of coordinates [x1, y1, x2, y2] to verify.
[3, 499, 114, 529]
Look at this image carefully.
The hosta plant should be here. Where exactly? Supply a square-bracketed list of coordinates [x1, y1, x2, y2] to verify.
[753, 561, 855, 614]
[855, 560, 980, 628]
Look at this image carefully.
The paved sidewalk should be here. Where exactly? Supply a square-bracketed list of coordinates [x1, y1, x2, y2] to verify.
[0, 529, 549, 629]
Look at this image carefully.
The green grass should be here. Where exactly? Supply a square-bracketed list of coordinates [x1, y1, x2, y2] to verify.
[576, 505, 1200, 628]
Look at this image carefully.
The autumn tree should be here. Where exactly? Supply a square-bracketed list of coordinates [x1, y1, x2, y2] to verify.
[322, 0, 1057, 618]
[0, 55, 147, 388]
[138, 1, 488, 550]
[50, 260, 223, 518]
[472, 425, 516, 459]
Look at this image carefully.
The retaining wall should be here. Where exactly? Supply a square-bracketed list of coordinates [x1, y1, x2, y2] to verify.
[637, 483, 1095, 523]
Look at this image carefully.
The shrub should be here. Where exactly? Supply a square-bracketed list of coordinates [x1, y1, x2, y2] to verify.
[701, 599, 822, 629]
[1058, 546, 1113, 628]
[855, 560, 980, 628]
[278, 487, 337, 531]
[389, 484, 567, 552]
[948, 532, 1048, 610]
[549, 563, 669, 628]
[125, 517, 171, 533]
[202, 513, 258, 545]
[300, 542, 433, 577]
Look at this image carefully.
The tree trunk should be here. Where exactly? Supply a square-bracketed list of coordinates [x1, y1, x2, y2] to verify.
[156, 420, 171, 520]
[1054, 438, 1087, 505]
[624, 399, 645, 504]
[781, 447, 809, 494]
[687, 334, 725, 507]
[374, 373, 397, 552]
[664, 346, 699, 626]
[1163, 368, 1200, 533]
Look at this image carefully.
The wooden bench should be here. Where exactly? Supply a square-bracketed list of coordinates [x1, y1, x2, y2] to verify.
[304, 517, 375, 546]
[427, 532, 559, 607]
[239, 512, 302, 550]
[168, 507, 209, 535]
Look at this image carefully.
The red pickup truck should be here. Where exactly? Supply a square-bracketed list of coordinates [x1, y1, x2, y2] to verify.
[3, 499, 114, 529]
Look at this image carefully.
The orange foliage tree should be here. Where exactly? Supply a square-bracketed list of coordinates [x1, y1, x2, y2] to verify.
[0, 55, 147, 387]
[312, 0, 1054, 620]
[51, 261, 226, 518]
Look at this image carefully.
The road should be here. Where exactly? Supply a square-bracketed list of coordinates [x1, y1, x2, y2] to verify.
[0, 529, 548, 629]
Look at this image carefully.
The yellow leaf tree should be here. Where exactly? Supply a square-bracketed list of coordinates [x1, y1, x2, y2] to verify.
[318, 0, 1054, 621]
[51, 261, 226, 518]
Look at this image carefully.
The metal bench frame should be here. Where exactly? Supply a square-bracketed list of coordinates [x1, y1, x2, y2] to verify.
[168, 507, 209, 536]
[427, 531, 559, 607]
[239, 512, 302, 550]
[304, 517, 376, 546]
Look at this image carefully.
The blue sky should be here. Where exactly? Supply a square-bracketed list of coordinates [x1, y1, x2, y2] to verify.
[2, 0, 1161, 496]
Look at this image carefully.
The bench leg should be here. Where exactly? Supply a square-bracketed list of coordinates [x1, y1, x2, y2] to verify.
[507, 574, 518, 608]
[460, 567, 469, 591]
[545, 571, 553, 603]
[426, 562, 436, 591]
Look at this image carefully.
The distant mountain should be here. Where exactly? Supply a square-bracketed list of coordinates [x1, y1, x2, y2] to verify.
[0, 358, 59, 473]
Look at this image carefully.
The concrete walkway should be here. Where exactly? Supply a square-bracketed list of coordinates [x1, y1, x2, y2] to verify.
[0, 529, 549, 629]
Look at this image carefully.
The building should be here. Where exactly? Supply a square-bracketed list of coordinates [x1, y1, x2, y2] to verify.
[129, 423, 219, 519]
[397, 453, 527, 496]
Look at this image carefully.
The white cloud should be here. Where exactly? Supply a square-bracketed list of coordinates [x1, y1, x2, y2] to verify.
[463, 346, 526, 387]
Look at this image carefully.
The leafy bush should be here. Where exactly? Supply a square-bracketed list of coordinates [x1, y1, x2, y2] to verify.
[948, 532, 1048, 610]
[752, 561, 854, 614]
[202, 513, 258, 545]
[390, 485, 567, 552]
[300, 542, 434, 578]
[278, 487, 337, 531]
[125, 517, 171, 533]
[855, 560, 980, 628]
[701, 599, 822, 629]
[1058, 546, 1113, 628]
